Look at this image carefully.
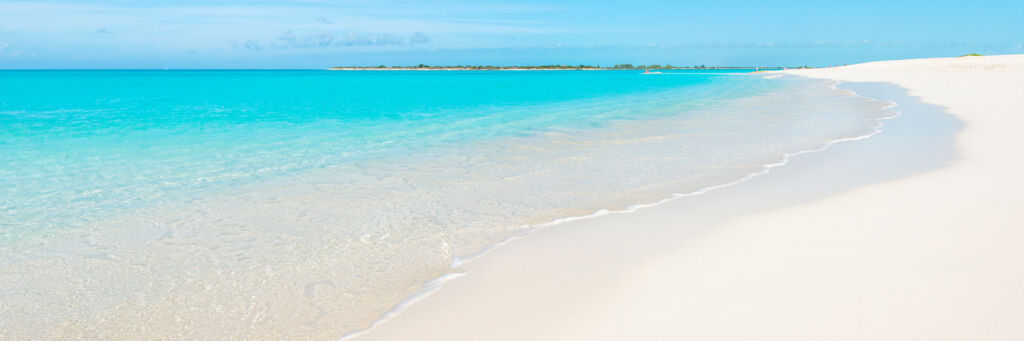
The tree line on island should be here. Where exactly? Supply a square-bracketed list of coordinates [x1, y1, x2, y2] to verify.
[329, 64, 807, 70]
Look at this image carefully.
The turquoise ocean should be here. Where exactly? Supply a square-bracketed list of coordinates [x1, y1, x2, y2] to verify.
[0, 70, 893, 339]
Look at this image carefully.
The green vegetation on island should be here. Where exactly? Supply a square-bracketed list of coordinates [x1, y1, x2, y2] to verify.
[960, 53, 984, 57]
[329, 64, 798, 70]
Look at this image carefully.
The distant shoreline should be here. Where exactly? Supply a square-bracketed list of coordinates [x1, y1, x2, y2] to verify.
[328, 66, 796, 71]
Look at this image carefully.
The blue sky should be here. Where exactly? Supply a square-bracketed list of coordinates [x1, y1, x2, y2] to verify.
[0, 0, 1021, 68]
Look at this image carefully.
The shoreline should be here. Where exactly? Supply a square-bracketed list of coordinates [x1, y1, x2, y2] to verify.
[350, 55, 1024, 340]
[340, 79, 906, 341]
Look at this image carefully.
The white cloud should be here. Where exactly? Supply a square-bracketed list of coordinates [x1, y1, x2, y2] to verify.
[242, 39, 262, 51]
[409, 31, 430, 44]
[1, 42, 24, 57]
[338, 32, 404, 47]
[268, 30, 431, 49]
[278, 30, 336, 48]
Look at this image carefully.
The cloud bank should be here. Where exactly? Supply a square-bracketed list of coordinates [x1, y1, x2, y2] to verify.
[255, 30, 431, 50]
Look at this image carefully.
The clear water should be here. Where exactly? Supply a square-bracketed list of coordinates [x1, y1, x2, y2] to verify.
[0, 70, 893, 339]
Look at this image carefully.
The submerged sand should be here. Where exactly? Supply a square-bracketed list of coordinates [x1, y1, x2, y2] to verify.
[353, 55, 1024, 340]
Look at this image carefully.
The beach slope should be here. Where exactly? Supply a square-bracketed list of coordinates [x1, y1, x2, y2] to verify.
[353, 55, 1024, 340]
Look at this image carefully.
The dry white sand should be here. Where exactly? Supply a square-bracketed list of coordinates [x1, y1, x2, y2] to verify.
[352, 55, 1024, 340]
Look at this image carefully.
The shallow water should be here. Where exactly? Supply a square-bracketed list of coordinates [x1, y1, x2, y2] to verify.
[0, 70, 893, 339]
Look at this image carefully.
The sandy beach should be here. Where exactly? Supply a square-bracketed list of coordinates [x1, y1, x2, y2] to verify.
[352, 55, 1024, 340]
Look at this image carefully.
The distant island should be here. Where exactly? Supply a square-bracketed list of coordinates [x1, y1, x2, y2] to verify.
[329, 64, 807, 71]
